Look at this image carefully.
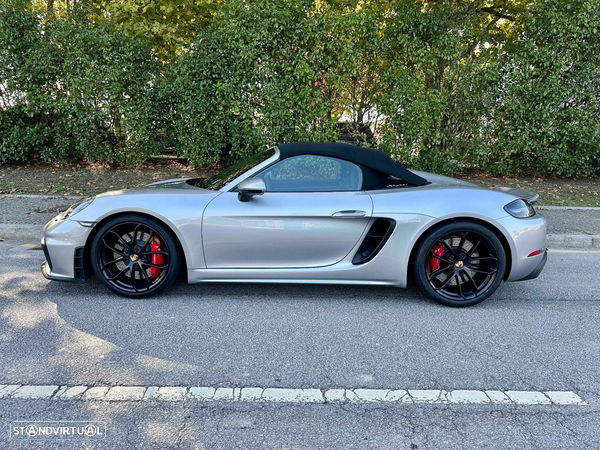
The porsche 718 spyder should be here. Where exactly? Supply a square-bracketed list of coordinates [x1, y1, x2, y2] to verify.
[41, 142, 547, 307]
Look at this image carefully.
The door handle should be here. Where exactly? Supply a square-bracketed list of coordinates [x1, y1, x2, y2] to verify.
[332, 210, 366, 218]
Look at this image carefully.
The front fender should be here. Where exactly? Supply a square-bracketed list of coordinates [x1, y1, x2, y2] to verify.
[74, 189, 221, 269]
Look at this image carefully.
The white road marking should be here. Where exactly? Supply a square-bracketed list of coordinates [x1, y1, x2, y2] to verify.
[0, 385, 587, 405]
[189, 387, 217, 400]
[485, 390, 512, 404]
[53, 386, 68, 398]
[261, 388, 323, 403]
[104, 386, 146, 401]
[155, 386, 188, 401]
[409, 389, 446, 403]
[81, 386, 109, 400]
[142, 386, 160, 400]
[446, 390, 490, 404]
[11, 385, 59, 399]
[385, 390, 413, 402]
[214, 387, 235, 400]
[55, 385, 88, 400]
[0, 385, 21, 398]
[354, 389, 393, 402]
[324, 389, 345, 402]
[0, 384, 20, 398]
[545, 391, 587, 405]
[505, 391, 552, 405]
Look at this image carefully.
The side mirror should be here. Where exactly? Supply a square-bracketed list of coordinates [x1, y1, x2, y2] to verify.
[237, 178, 266, 202]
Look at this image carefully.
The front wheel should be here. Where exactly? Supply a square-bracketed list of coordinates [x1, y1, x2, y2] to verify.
[90, 214, 182, 298]
[412, 221, 506, 307]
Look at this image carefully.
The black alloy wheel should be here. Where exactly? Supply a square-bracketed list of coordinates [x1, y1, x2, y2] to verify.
[91, 214, 181, 298]
[413, 221, 506, 307]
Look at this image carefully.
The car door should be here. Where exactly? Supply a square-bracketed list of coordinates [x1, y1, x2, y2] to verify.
[202, 155, 373, 269]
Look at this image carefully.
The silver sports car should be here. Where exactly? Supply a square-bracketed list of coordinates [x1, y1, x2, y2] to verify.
[41, 142, 547, 307]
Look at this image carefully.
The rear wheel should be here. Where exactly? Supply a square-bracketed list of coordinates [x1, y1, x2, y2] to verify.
[412, 221, 506, 307]
[91, 214, 182, 298]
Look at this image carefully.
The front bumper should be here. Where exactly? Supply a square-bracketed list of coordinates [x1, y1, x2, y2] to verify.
[496, 213, 547, 282]
[41, 259, 86, 283]
[41, 214, 92, 282]
[41, 248, 87, 283]
[513, 250, 547, 281]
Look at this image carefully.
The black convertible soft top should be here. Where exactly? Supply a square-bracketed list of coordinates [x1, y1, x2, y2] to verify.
[277, 142, 428, 187]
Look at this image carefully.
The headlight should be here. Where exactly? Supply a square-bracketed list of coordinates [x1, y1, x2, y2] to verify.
[504, 199, 536, 218]
[62, 198, 94, 219]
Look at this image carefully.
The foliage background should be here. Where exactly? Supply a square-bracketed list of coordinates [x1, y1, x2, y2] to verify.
[0, 0, 598, 175]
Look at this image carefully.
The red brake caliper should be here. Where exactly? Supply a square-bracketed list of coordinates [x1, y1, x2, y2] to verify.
[430, 243, 445, 272]
[150, 236, 164, 278]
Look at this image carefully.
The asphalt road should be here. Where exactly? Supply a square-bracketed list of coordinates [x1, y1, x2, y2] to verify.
[0, 242, 599, 449]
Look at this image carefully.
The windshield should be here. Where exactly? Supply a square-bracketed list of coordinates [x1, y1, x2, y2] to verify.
[202, 148, 276, 191]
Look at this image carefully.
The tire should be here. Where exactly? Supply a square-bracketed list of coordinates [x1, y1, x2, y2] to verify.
[91, 214, 182, 298]
[412, 221, 506, 307]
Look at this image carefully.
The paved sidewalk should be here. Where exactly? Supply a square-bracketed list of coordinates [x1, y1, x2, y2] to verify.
[0, 195, 77, 241]
[538, 207, 600, 235]
[0, 194, 76, 225]
[1, 194, 600, 243]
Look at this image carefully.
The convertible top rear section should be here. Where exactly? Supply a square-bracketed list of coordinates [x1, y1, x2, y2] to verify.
[277, 142, 429, 187]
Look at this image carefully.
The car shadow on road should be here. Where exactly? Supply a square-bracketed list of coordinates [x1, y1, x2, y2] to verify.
[47, 272, 437, 306]
[37, 275, 452, 383]
[2, 266, 574, 394]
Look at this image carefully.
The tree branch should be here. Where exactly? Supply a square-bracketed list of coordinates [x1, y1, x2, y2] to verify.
[479, 6, 515, 22]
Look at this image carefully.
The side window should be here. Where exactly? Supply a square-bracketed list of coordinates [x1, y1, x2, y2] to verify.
[257, 155, 363, 192]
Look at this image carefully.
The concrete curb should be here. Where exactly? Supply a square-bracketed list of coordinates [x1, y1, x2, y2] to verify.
[538, 205, 600, 211]
[1, 193, 83, 200]
[1, 223, 599, 250]
[0, 224, 43, 242]
[545, 234, 600, 249]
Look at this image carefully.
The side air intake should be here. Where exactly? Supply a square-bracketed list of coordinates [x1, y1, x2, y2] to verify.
[352, 219, 396, 265]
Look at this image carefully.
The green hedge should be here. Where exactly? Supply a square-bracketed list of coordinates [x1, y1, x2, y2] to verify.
[0, 3, 158, 165]
[162, 0, 343, 165]
[1, 0, 599, 175]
